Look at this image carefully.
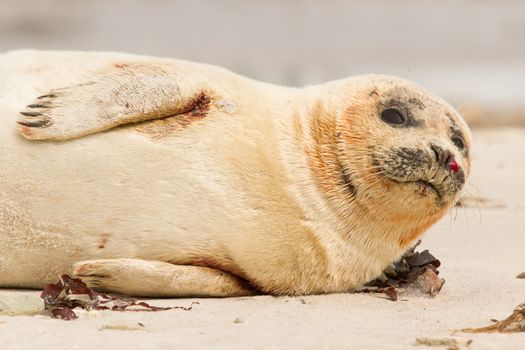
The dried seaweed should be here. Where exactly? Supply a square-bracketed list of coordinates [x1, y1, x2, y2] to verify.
[360, 241, 445, 299]
[455, 196, 504, 209]
[415, 337, 472, 349]
[355, 286, 398, 301]
[460, 304, 525, 333]
[99, 323, 146, 331]
[40, 274, 198, 320]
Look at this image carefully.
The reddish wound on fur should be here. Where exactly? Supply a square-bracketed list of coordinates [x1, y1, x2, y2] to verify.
[447, 158, 459, 173]
[114, 63, 129, 68]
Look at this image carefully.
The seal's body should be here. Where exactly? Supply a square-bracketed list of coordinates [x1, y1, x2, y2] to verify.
[0, 51, 471, 296]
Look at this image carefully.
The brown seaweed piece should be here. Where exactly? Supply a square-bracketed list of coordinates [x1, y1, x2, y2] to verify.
[460, 304, 525, 333]
[360, 241, 445, 299]
[40, 274, 198, 320]
[355, 286, 398, 301]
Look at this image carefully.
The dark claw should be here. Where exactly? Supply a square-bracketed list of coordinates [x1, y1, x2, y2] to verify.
[37, 93, 57, 99]
[27, 104, 49, 109]
[20, 111, 42, 117]
[17, 120, 51, 128]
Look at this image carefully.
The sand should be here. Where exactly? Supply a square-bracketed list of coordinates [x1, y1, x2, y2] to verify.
[1, 128, 524, 349]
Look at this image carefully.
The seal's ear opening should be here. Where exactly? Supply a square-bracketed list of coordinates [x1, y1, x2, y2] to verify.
[380, 108, 406, 126]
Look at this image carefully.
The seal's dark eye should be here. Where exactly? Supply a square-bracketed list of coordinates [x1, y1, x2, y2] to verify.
[380, 108, 406, 126]
[452, 136, 465, 150]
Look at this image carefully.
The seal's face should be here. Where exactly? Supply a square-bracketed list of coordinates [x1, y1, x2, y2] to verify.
[335, 76, 472, 221]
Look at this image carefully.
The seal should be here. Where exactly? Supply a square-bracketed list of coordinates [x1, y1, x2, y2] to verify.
[0, 50, 471, 297]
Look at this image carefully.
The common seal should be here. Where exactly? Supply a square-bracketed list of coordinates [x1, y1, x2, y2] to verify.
[0, 50, 471, 297]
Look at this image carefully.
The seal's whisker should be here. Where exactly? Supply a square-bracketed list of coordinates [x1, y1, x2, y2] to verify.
[463, 184, 483, 225]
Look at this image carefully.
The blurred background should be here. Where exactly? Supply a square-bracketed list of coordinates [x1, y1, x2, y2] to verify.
[1, 0, 523, 126]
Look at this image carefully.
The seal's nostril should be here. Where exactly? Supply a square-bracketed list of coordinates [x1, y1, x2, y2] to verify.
[430, 145, 442, 163]
[430, 144, 458, 172]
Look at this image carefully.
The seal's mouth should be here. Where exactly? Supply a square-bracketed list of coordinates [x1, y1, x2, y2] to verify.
[386, 177, 443, 201]
[413, 180, 442, 199]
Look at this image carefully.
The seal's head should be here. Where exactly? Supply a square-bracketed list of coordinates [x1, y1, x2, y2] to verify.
[324, 75, 471, 239]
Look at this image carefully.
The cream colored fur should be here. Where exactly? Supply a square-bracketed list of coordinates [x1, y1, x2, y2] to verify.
[0, 50, 471, 297]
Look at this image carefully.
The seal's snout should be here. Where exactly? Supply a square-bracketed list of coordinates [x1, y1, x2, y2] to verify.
[371, 144, 466, 204]
[430, 144, 460, 174]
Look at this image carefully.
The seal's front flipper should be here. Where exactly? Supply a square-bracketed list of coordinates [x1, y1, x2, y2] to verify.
[17, 64, 210, 141]
[72, 258, 255, 297]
